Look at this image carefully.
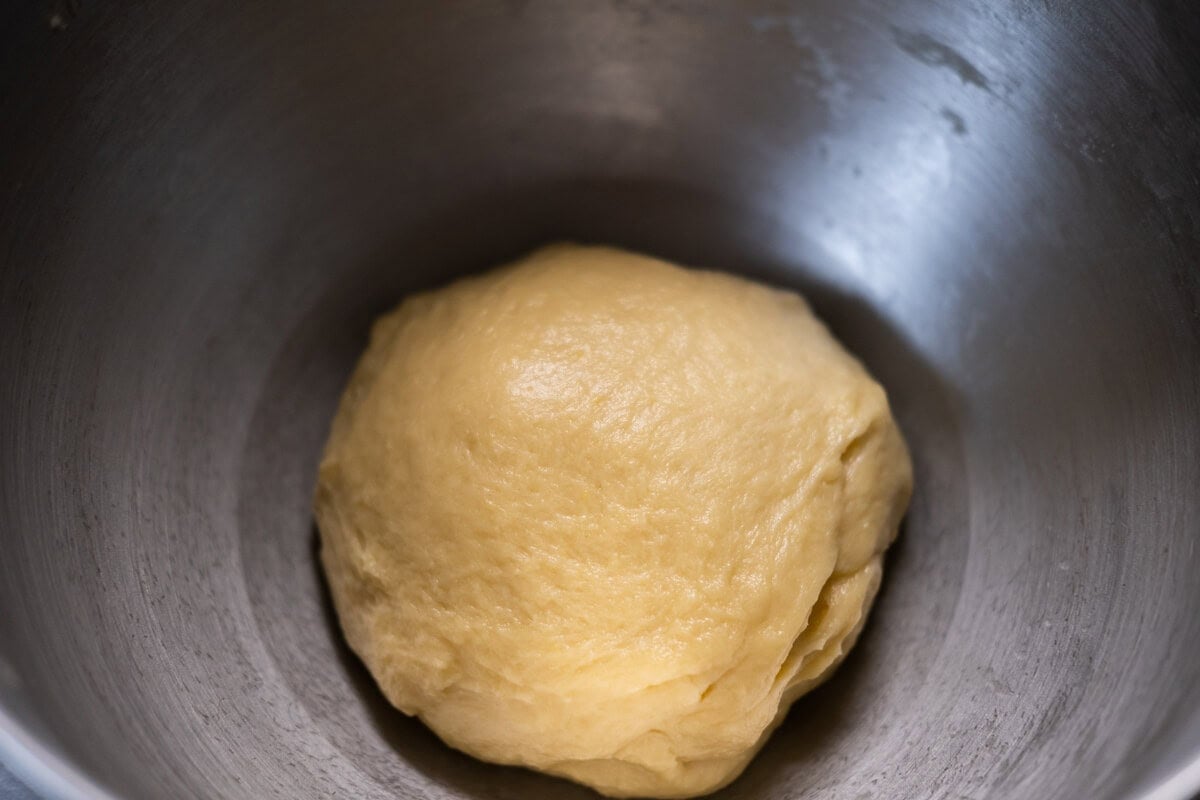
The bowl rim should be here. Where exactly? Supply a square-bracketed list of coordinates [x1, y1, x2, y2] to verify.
[0, 709, 120, 800]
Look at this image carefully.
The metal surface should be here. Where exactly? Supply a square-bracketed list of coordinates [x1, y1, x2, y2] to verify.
[0, 764, 36, 800]
[1, 1, 1199, 798]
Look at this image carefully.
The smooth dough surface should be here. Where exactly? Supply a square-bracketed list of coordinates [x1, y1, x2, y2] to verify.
[315, 244, 913, 798]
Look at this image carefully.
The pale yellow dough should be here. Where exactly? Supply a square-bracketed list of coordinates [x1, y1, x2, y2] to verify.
[315, 244, 913, 798]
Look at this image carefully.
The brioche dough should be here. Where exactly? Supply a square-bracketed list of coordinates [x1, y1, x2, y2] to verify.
[315, 244, 912, 798]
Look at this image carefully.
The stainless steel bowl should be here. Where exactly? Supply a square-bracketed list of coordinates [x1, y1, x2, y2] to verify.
[2, 1, 1198, 798]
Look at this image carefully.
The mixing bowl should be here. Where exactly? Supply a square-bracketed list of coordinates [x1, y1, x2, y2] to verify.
[1, 1, 1198, 798]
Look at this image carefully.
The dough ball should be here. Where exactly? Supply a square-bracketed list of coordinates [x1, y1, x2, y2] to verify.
[314, 244, 912, 798]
